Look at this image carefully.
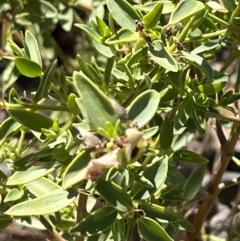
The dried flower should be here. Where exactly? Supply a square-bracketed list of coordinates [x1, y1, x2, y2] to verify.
[77, 127, 101, 149]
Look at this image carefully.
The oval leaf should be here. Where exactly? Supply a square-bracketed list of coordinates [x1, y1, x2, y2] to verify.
[169, 0, 205, 24]
[95, 178, 133, 212]
[127, 90, 160, 128]
[70, 206, 117, 236]
[149, 41, 178, 72]
[5, 189, 77, 216]
[75, 24, 102, 43]
[194, 81, 227, 95]
[15, 57, 42, 78]
[138, 217, 173, 241]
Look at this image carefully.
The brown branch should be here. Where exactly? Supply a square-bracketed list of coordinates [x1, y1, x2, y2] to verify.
[39, 215, 66, 241]
[186, 122, 239, 241]
[76, 187, 88, 241]
[215, 119, 227, 146]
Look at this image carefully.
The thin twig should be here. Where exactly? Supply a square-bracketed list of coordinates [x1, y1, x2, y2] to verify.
[186, 122, 239, 241]
[39, 215, 66, 241]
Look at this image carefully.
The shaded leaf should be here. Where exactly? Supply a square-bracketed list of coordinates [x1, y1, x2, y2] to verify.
[95, 178, 133, 212]
[70, 206, 117, 236]
[7, 109, 53, 132]
[174, 150, 209, 164]
[127, 90, 160, 128]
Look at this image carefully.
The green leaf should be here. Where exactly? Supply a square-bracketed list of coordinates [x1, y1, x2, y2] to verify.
[142, 2, 163, 29]
[7, 109, 53, 132]
[5, 189, 77, 216]
[106, 0, 140, 30]
[34, 60, 57, 102]
[8, 38, 24, 56]
[67, 93, 81, 115]
[135, 1, 175, 15]
[138, 217, 173, 241]
[6, 165, 57, 185]
[184, 164, 206, 200]
[104, 57, 114, 90]
[174, 95, 193, 130]
[192, 108, 206, 135]
[169, 0, 205, 24]
[4, 188, 24, 203]
[194, 81, 227, 95]
[95, 178, 133, 212]
[160, 117, 173, 150]
[15, 57, 42, 78]
[70, 206, 117, 236]
[25, 30, 42, 67]
[149, 41, 178, 72]
[141, 203, 178, 223]
[131, 156, 168, 200]
[181, 51, 213, 83]
[105, 28, 139, 45]
[0, 117, 21, 141]
[174, 150, 209, 164]
[0, 215, 13, 231]
[127, 90, 160, 128]
[25, 177, 62, 197]
[73, 71, 118, 129]
[75, 24, 102, 43]
[62, 150, 91, 189]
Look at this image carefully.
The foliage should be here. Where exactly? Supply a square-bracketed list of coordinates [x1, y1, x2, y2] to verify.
[1, 0, 240, 241]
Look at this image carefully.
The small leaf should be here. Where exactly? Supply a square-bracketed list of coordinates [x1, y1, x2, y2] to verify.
[95, 178, 133, 212]
[105, 28, 139, 45]
[62, 150, 91, 189]
[106, 0, 140, 30]
[73, 71, 118, 129]
[149, 41, 178, 72]
[184, 164, 206, 200]
[70, 206, 117, 236]
[169, 0, 205, 24]
[5, 189, 77, 216]
[138, 217, 173, 241]
[4, 188, 24, 203]
[160, 117, 173, 150]
[131, 156, 168, 200]
[142, 2, 163, 29]
[127, 90, 160, 128]
[181, 51, 213, 83]
[174, 95, 193, 130]
[75, 24, 102, 43]
[7, 109, 53, 132]
[15, 57, 42, 78]
[34, 60, 57, 102]
[141, 203, 178, 223]
[194, 81, 227, 95]
[25, 30, 42, 67]
[67, 93, 81, 115]
[174, 150, 209, 164]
